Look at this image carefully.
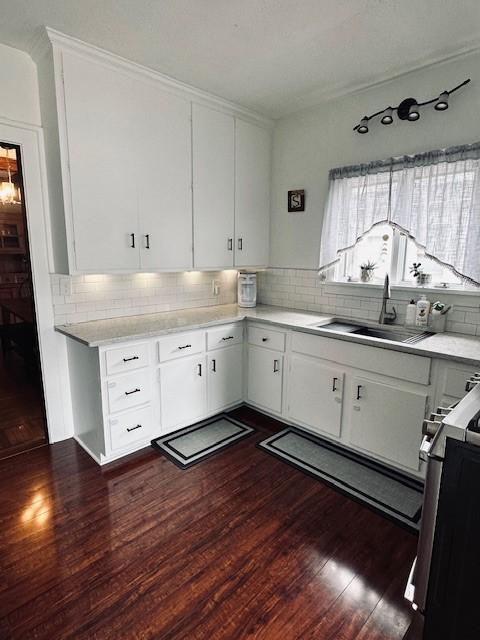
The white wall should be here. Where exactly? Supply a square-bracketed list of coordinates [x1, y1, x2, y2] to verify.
[0, 43, 41, 126]
[270, 49, 480, 269]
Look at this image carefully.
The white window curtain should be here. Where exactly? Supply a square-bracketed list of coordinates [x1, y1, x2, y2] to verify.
[319, 142, 480, 284]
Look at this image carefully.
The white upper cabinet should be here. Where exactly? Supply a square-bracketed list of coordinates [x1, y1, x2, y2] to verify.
[136, 82, 193, 271]
[234, 119, 271, 268]
[62, 51, 193, 273]
[35, 31, 272, 274]
[192, 104, 235, 269]
[62, 51, 140, 272]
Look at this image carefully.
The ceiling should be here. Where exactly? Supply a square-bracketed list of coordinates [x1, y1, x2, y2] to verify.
[0, 0, 479, 118]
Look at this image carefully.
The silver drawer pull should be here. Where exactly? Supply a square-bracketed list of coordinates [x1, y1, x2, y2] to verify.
[125, 388, 140, 396]
[123, 355, 139, 362]
[222, 336, 234, 341]
[178, 344, 192, 350]
[126, 424, 142, 433]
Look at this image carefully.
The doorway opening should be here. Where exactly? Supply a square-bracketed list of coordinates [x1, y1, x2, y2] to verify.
[0, 142, 48, 459]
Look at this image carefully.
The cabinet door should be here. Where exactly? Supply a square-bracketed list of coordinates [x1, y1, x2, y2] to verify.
[208, 344, 243, 413]
[62, 51, 140, 272]
[247, 346, 282, 413]
[192, 104, 234, 269]
[288, 354, 344, 438]
[137, 82, 193, 270]
[234, 119, 270, 267]
[348, 376, 427, 471]
[160, 356, 206, 432]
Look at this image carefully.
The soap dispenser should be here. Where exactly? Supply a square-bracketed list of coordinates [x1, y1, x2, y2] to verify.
[405, 299, 416, 327]
[415, 295, 431, 328]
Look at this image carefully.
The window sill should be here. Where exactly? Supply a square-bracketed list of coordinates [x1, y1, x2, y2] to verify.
[324, 280, 480, 299]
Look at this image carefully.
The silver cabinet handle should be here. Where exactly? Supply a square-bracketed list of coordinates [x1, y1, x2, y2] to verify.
[332, 377, 338, 392]
[123, 355, 139, 362]
[211, 358, 216, 373]
[125, 388, 140, 396]
[130, 233, 136, 248]
[356, 384, 362, 400]
[238, 238, 243, 250]
[126, 424, 142, 433]
[419, 435, 434, 461]
[178, 344, 192, 350]
[198, 363, 202, 376]
[145, 234, 150, 249]
[227, 238, 233, 251]
[273, 359, 280, 373]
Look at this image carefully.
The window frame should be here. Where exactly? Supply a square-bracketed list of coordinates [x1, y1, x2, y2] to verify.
[333, 226, 471, 291]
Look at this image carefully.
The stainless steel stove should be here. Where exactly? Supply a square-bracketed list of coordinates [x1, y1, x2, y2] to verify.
[404, 373, 480, 640]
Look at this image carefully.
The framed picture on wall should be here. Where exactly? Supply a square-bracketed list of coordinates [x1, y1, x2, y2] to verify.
[288, 189, 305, 212]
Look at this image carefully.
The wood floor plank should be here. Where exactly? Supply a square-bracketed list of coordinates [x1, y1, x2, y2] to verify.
[0, 407, 417, 639]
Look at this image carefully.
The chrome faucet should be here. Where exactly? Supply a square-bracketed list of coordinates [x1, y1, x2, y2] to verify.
[379, 274, 397, 324]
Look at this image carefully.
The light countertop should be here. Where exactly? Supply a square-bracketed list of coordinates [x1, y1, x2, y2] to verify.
[55, 303, 480, 366]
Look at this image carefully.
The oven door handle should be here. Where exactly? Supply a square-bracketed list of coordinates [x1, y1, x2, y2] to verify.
[404, 557, 418, 608]
[419, 434, 434, 462]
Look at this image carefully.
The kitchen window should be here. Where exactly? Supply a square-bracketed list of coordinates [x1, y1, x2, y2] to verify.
[321, 142, 480, 289]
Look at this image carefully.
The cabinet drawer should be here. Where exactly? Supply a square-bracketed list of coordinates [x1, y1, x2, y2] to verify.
[109, 405, 153, 451]
[292, 332, 431, 385]
[158, 331, 205, 362]
[207, 323, 243, 350]
[105, 342, 149, 376]
[248, 325, 286, 352]
[107, 369, 151, 413]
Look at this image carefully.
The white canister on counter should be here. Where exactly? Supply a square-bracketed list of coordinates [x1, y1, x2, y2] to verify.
[416, 295, 431, 327]
[430, 301, 447, 332]
[405, 299, 417, 327]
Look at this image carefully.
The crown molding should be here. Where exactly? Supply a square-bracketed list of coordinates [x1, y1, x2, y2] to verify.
[33, 27, 273, 128]
[275, 40, 480, 119]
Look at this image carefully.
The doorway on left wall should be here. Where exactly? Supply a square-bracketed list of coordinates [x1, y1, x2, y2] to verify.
[0, 143, 47, 460]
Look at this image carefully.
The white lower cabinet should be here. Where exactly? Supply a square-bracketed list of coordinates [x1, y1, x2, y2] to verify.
[67, 319, 459, 475]
[347, 376, 428, 472]
[288, 354, 344, 438]
[109, 405, 153, 452]
[247, 345, 283, 414]
[160, 355, 207, 433]
[208, 344, 243, 413]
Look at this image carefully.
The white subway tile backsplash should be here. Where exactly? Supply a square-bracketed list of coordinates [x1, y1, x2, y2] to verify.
[258, 268, 480, 338]
[51, 271, 238, 325]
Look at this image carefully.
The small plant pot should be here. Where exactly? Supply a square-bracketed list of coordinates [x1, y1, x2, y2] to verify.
[360, 268, 374, 283]
[416, 273, 432, 287]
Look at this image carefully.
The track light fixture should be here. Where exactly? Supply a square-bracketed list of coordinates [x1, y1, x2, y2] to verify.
[380, 107, 393, 125]
[353, 78, 470, 134]
[435, 91, 449, 111]
[357, 117, 369, 134]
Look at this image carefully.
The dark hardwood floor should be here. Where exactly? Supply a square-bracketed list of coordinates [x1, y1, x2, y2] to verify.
[0, 350, 47, 460]
[0, 406, 417, 639]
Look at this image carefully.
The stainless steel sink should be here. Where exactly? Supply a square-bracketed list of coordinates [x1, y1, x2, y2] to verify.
[315, 321, 432, 344]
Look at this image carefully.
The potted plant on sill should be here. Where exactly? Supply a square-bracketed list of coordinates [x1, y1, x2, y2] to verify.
[360, 260, 377, 283]
[410, 262, 432, 287]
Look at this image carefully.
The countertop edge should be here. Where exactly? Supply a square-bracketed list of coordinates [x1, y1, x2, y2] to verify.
[55, 305, 480, 366]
